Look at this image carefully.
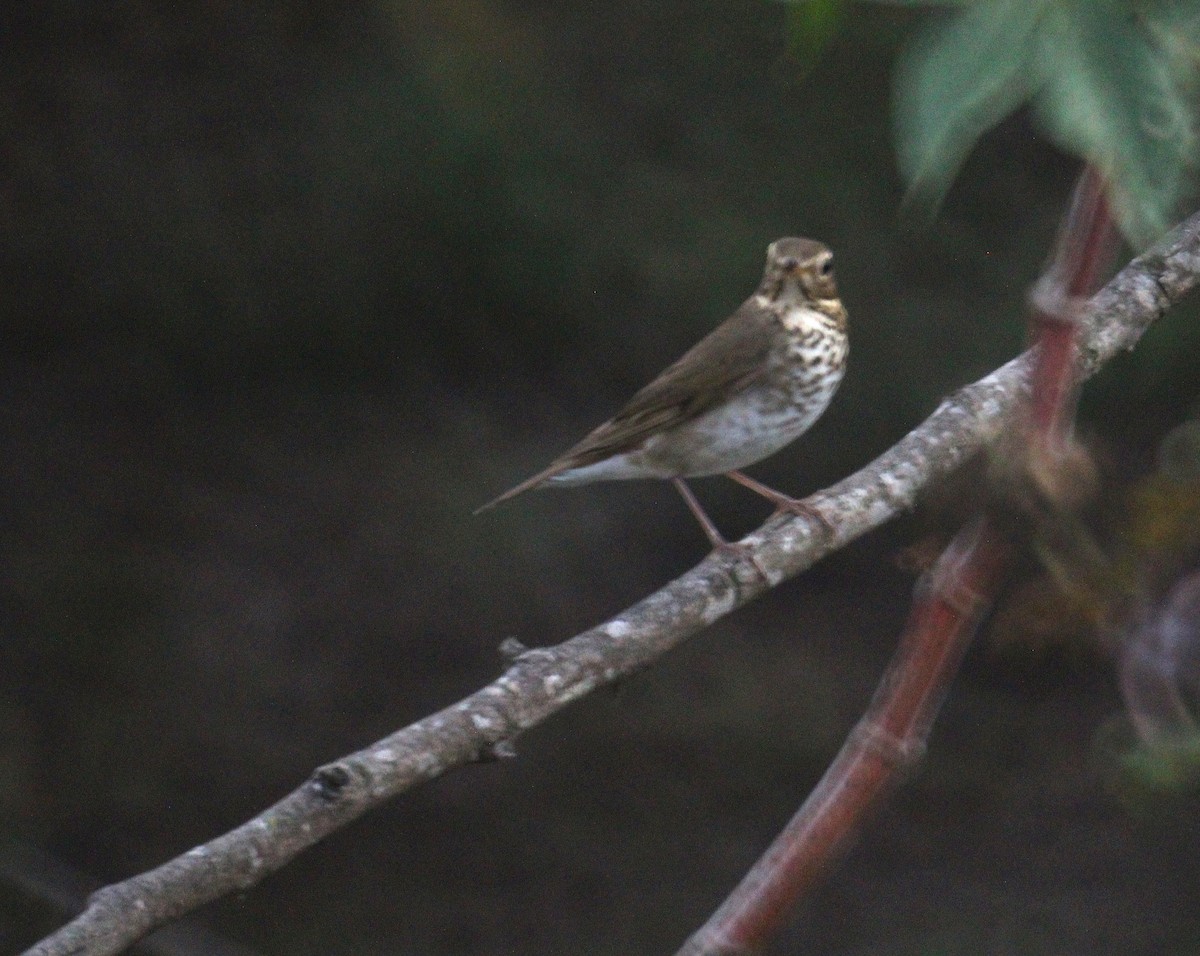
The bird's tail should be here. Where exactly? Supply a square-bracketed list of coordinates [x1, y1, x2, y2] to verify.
[473, 462, 571, 515]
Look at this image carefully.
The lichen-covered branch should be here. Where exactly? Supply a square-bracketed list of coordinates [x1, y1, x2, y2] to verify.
[22, 210, 1200, 956]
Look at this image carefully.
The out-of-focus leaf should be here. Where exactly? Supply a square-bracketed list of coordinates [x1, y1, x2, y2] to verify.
[1034, 0, 1195, 244]
[1120, 734, 1200, 793]
[1158, 419, 1200, 482]
[1148, 0, 1200, 36]
[886, 0, 1199, 245]
[1097, 718, 1200, 807]
[861, 0, 976, 6]
[892, 0, 1039, 214]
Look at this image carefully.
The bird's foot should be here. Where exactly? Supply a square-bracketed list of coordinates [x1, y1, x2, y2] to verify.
[709, 539, 770, 583]
[672, 478, 769, 582]
[770, 496, 836, 536]
[725, 471, 835, 537]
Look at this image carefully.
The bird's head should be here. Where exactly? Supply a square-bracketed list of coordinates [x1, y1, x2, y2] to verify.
[761, 237, 838, 305]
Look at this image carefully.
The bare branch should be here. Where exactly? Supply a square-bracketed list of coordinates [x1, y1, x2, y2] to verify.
[21, 210, 1200, 956]
[0, 841, 263, 956]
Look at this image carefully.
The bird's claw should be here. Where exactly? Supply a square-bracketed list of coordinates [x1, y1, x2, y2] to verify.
[711, 540, 770, 584]
[772, 498, 836, 537]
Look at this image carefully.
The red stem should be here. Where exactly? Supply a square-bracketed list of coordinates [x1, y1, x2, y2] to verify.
[1029, 167, 1117, 439]
[676, 522, 1010, 956]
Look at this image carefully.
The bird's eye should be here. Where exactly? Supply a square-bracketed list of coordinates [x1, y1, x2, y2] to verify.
[819, 257, 834, 277]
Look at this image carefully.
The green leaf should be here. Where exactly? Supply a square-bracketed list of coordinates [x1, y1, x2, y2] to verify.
[1032, 0, 1195, 244]
[866, 0, 977, 6]
[892, 0, 1042, 214]
[888, 0, 1198, 244]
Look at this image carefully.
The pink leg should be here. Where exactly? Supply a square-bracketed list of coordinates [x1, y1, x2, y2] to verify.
[672, 478, 728, 548]
[672, 479, 768, 579]
[725, 471, 834, 534]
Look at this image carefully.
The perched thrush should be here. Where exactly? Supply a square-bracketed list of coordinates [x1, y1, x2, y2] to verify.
[478, 237, 849, 550]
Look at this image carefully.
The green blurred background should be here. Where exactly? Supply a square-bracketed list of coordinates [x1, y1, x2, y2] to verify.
[3, 2, 1200, 953]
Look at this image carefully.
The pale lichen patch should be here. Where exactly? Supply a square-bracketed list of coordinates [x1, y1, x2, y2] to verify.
[407, 750, 441, 778]
[553, 675, 596, 707]
[495, 675, 522, 696]
[700, 586, 737, 625]
[604, 619, 632, 638]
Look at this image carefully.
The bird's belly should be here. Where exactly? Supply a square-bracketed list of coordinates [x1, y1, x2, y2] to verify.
[546, 452, 666, 486]
[647, 373, 842, 477]
[547, 356, 845, 487]
[543, 394, 820, 488]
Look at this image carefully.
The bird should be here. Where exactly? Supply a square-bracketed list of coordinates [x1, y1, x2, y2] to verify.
[477, 237, 848, 552]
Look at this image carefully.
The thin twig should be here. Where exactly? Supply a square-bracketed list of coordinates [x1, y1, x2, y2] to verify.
[20, 210, 1200, 956]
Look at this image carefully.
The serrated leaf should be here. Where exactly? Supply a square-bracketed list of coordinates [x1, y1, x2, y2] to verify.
[892, 0, 1042, 214]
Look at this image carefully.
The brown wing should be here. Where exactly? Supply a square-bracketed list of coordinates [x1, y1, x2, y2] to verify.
[476, 296, 775, 512]
[560, 296, 775, 464]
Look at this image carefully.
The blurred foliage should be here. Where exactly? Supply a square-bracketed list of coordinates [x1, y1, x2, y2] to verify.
[859, 0, 1200, 244]
[782, 0, 847, 70]
[989, 417, 1200, 646]
[1157, 416, 1200, 481]
[1096, 716, 1200, 809]
[980, 412, 1200, 806]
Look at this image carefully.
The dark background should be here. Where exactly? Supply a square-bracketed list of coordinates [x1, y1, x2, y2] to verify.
[3, 2, 1200, 953]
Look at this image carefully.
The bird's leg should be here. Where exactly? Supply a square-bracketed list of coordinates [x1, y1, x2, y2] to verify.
[725, 470, 834, 535]
[671, 478, 732, 548]
[672, 478, 768, 580]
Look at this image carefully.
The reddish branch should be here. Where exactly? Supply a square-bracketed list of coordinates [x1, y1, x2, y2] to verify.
[677, 168, 1118, 956]
[676, 520, 1011, 956]
[1028, 166, 1116, 439]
